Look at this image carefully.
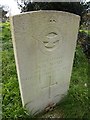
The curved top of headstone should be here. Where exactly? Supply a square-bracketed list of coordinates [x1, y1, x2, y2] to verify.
[11, 10, 80, 19]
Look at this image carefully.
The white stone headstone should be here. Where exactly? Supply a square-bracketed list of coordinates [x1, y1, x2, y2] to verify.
[10, 11, 80, 115]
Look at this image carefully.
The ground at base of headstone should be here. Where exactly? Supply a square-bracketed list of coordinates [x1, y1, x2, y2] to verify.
[35, 106, 64, 118]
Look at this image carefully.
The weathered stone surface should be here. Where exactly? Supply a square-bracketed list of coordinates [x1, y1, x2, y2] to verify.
[10, 11, 80, 115]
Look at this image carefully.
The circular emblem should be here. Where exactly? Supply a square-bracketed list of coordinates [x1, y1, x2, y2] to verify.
[37, 27, 62, 54]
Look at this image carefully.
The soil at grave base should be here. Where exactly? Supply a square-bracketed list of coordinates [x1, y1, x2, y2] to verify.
[35, 106, 64, 118]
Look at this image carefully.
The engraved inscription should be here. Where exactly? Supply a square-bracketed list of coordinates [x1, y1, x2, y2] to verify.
[39, 56, 62, 88]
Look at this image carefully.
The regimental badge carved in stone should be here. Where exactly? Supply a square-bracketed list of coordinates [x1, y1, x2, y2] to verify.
[43, 32, 59, 50]
[38, 28, 62, 53]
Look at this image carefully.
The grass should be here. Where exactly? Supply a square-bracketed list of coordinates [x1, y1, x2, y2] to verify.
[1, 22, 89, 119]
[58, 45, 89, 118]
[1, 22, 31, 120]
[79, 29, 90, 35]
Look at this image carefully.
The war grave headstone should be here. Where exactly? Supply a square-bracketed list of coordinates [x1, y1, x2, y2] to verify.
[10, 11, 80, 114]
